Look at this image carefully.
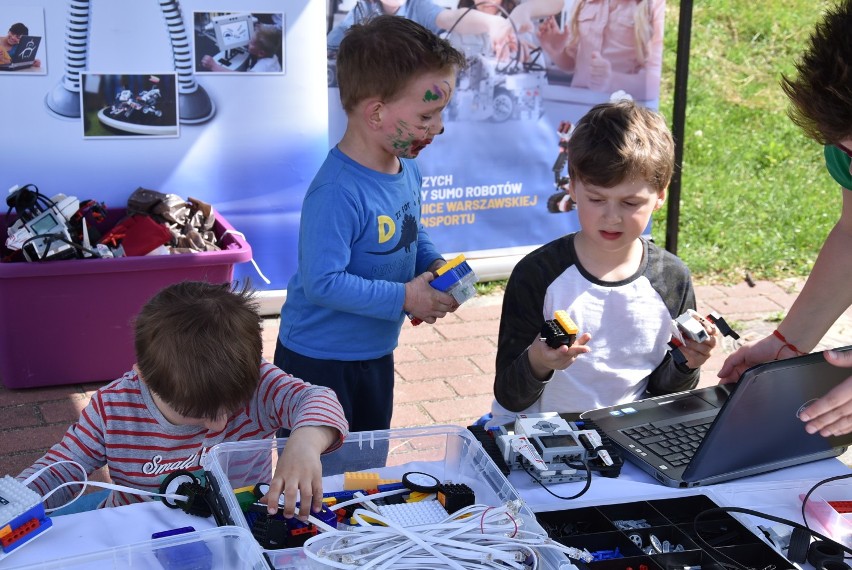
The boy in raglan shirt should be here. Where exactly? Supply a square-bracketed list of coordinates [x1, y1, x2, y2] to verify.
[18, 281, 348, 519]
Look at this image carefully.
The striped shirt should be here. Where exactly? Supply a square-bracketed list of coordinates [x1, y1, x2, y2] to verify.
[18, 361, 348, 509]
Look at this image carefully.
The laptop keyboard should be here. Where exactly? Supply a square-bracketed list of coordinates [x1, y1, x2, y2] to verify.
[620, 417, 714, 467]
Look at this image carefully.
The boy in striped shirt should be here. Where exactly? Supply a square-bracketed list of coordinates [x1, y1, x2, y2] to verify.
[17, 281, 348, 520]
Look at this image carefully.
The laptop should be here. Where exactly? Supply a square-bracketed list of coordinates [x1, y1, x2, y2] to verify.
[0, 36, 41, 70]
[580, 346, 852, 488]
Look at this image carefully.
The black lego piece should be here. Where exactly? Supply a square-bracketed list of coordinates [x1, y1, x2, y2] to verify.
[467, 424, 511, 475]
[438, 483, 475, 514]
[541, 318, 576, 349]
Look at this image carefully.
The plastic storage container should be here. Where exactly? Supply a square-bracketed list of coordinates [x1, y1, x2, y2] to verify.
[0, 209, 251, 389]
[202, 425, 576, 569]
[800, 482, 852, 548]
[532, 491, 795, 568]
[2, 525, 268, 570]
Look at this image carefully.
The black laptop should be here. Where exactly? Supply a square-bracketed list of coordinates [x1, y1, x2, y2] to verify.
[0, 36, 41, 70]
[580, 346, 852, 488]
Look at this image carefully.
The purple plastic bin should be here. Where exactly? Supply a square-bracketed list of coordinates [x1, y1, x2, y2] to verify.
[0, 209, 252, 389]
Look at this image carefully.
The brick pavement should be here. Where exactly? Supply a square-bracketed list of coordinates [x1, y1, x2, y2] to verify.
[2, 277, 851, 479]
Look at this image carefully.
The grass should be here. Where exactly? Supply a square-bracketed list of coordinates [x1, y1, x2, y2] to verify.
[649, 0, 839, 284]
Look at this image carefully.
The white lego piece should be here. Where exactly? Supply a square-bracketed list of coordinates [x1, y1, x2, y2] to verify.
[375, 500, 449, 526]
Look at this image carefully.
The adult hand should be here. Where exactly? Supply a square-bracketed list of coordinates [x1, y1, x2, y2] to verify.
[403, 271, 455, 324]
[535, 16, 570, 56]
[800, 350, 852, 437]
[587, 51, 613, 92]
[264, 426, 336, 519]
[717, 333, 784, 384]
[528, 332, 592, 379]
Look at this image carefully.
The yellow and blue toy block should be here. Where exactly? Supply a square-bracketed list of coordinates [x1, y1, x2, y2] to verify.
[431, 254, 478, 305]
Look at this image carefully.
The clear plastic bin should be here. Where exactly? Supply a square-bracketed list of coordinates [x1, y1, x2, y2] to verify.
[202, 425, 575, 569]
[2, 526, 267, 569]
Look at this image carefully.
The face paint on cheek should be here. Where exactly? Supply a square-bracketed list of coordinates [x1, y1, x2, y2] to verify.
[387, 121, 418, 155]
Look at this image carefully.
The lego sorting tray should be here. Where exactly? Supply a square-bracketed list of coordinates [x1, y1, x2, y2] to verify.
[532, 489, 796, 569]
[2, 526, 268, 570]
[202, 425, 578, 569]
[0, 208, 251, 389]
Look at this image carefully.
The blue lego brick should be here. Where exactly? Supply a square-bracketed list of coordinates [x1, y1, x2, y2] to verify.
[152, 526, 213, 570]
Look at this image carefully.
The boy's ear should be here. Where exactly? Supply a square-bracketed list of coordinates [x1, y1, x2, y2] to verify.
[653, 187, 668, 211]
[364, 99, 384, 130]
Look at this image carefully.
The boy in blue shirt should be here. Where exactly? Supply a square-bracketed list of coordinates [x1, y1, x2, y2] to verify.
[276, 16, 466, 432]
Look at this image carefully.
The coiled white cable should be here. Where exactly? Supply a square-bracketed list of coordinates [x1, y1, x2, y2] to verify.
[303, 501, 593, 569]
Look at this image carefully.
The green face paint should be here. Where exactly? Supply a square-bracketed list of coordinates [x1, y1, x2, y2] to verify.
[423, 89, 441, 102]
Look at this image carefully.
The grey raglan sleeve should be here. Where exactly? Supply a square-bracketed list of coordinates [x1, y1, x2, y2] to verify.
[644, 244, 701, 395]
[494, 239, 572, 411]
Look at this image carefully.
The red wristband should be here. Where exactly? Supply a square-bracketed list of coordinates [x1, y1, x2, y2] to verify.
[772, 329, 806, 359]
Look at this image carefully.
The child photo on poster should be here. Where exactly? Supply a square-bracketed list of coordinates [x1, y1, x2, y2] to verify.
[194, 12, 284, 74]
[0, 5, 47, 75]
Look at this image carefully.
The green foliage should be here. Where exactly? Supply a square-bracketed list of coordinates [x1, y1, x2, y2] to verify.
[475, 279, 507, 296]
[652, 0, 840, 284]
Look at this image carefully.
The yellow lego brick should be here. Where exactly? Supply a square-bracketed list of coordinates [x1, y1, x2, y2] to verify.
[435, 254, 466, 276]
[343, 471, 380, 491]
[232, 485, 255, 495]
[554, 310, 578, 334]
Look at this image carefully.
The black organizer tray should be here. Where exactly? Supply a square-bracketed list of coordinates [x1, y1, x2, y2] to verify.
[534, 494, 795, 569]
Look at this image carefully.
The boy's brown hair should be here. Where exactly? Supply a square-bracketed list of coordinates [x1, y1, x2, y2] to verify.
[335, 15, 465, 114]
[780, 0, 852, 145]
[567, 99, 674, 193]
[134, 281, 263, 420]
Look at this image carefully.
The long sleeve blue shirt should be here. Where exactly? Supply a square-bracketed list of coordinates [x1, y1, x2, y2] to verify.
[279, 147, 442, 360]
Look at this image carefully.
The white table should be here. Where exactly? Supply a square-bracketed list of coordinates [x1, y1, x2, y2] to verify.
[3, 455, 849, 568]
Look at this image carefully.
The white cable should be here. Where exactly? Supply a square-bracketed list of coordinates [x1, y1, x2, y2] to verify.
[327, 487, 409, 512]
[22, 460, 189, 513]
[219, 229, 272, 284]
[303, 501, 593, 569]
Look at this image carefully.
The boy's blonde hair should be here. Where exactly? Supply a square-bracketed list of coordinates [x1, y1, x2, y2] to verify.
[253, 23, 281, 59]
[335, 15, 465, 114]
[134, 281, 263, 420]
[567, 100, 674, 192]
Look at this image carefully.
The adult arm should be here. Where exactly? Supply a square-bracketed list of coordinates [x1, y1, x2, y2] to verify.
[436, 8, 512, 42]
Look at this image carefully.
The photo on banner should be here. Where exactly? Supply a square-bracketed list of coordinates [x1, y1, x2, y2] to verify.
[0, 5, 47, 75]
[326, 0, 665, 257]
[193, 12, 285, 74]
[81, 73, 179, 139]
[2, 0, 328, 291]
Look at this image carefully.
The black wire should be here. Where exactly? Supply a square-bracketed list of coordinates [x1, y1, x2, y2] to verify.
[522, 459, 592, 500]
[20, 232, 101, 261]
[692, 505, 852, 570]
[801, 472, 852, 532]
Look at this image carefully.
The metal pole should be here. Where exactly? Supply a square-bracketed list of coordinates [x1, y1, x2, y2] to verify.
[665, 0, 694, 255]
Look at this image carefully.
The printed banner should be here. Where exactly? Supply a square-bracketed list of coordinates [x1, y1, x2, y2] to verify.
[2, 0, 327, 290]
[327, 0, 665, 256]
[2, 0, 665, 293]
